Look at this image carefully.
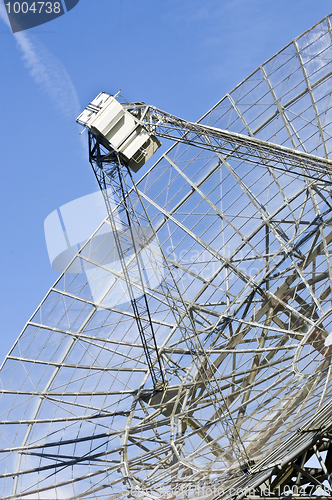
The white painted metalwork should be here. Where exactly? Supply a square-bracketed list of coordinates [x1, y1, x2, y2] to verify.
[78, 93, 161, 173]
[1, 13, 332, 500]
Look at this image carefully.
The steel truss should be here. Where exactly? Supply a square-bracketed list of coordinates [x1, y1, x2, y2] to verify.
[212, 402, 332, 500]
[126, 103, 332, 183]
[1, 13, 332, 500]
[88, 132, 166, 390]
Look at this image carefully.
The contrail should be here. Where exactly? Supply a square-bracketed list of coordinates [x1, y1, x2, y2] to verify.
[0, 3, 81, 121]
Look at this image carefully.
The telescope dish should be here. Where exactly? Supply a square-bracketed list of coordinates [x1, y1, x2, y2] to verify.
[1, 14, 332, 500]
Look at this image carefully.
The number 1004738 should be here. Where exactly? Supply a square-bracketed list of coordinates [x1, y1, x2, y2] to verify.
[5, 2, 61, 14]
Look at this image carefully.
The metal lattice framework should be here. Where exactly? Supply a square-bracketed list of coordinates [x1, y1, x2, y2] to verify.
[1, 13, 332, 500]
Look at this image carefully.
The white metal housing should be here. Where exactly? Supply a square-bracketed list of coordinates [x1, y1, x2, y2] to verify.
[77, 93, 161, 172]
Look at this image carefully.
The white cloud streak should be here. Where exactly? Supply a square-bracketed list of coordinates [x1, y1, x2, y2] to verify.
[0, 3, 81, 121]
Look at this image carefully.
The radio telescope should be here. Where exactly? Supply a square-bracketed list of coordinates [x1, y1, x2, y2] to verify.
[1, 13, 332, 500]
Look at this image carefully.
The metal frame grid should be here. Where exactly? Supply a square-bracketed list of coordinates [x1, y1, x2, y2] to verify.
[1, 13, 332, 500]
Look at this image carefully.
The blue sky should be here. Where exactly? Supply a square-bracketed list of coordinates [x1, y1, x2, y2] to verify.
[0, 0, 331, 358]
